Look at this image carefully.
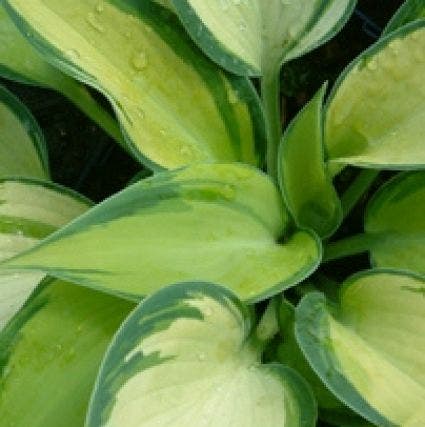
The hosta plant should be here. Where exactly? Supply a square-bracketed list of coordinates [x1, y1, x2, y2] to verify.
[0, 0, 425, 426]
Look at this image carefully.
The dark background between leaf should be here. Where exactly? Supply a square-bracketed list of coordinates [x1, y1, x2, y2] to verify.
[1, 0, 403, 202]
[1, 1, 403, 280]
[0, 3, 406, 425]
[1, 1, 404, 290]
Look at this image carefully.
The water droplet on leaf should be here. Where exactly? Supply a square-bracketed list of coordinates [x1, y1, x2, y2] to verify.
[87, 12, 106, 33]
[66, 49, 80, 60]
[132, 51, 148, 71]
[367, 60, 378, 71]
[204, 307, 213, 317]
[95, 1, 104, 13]
[239, 21, 247, 31]
[222, 184, 236, 201]
[228, 90, 238, 105]
[136, 108, 146, 119]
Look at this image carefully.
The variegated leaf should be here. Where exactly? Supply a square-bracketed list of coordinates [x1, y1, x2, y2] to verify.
[4, 0, 265, 170]
[0, 179, 91, 329]
[1, 164, 321, 303]
[87, 282, 317, 427]
[296, 270, 425, 426]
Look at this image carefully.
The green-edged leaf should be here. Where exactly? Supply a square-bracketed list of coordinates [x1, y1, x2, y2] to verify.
[0, 5, 123, 145]
[0, 84, 49, 180]
[0, 271, 44, 330]
[383, 0, 425, 35]
[0, 278, 133, 427]
[4, 0, 265, 170]
[171, 0, 356, 77]
[365, 171, 425, 276]
[0, 4, 77, 87]
[296, 270, 425, 427]
[325, 21, 425, 171]
[279, 84, 341, 238]
[0, 178, 91, 328]
[86, 282, 317, 427]
[278, 300, 372, 427]
[278, 300, 345, 412]
[2, 164, 321, 303]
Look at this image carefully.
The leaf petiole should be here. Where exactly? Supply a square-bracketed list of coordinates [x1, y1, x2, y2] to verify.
[341, 169, 380, 218]
[324, 232, 377, 262]
[261, 67, 282, 181]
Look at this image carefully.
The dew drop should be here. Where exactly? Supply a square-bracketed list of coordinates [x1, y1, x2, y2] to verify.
[288, 26, 297, 38]
[197, 352, 206, 361]
[196, 23, 203, 36]
[95, 1, 105, 13]
[413, 47, 424, 62]
[388, 39, 402, 52]
[204, 307, 213, 317]
[367, 60, 378, 71]
[410, 31, 420, 40]
[180, 146, 192, 156]
[228, 90, 238, 105]
[86, 12, 106, 33]
[239, 21, 247, 31]
[220, 0, 229, 10]
[125, 30, 132, 39]
[132, 51, 148, 71]
[66, 49, 80, 60]
[136, 108, 146, 119]
[222, 184, 236, 201]
[159, 129, 167, 136]
[16, 230, 24, 237]
[233, 167, 251, 180]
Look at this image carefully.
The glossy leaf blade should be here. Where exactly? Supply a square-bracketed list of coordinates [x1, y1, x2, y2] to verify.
[0, 179, 91, 328]
[0, 278, 133, 427]
[325, 22, 425, 170]
[0, 272, 44, 330]
[296, 270, 425, 426]
[383, 0, 425, 35]
[0, 5, 123, 145]
[277, 300, 346, 413]
[87, 282, 317, 427]
[365, 171, 425, 275]
[280, 84, 341, 238]
[171, 0, 356, 76]
[0, 4, 78, 87]
[1, 164, 321, 303]
[5, 0, 264, 170]
[0, 84, 49, 180]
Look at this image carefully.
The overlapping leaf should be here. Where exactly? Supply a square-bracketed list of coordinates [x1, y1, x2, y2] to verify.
[0, 278, 133, 427]
[365, 171, 425, 276]
[279, 85, 341, 238]
[0, 179, 91, 329]
[87, 282, 317, 427]
[171, 0, 356, 76]
[1, 164, 321, 303]
[296, 270, 425, 426]
[384, 0, 425, 35]
[4, 0, 265, 169]
[325, 21, 425, 171]
[0, 84, 49, 180]
[0, 5, 123, 144]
